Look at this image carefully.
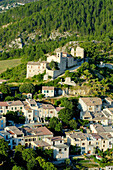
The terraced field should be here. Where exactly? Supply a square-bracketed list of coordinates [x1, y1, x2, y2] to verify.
[0, 59, 21, 74]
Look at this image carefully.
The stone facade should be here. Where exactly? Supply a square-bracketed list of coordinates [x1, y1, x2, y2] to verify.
[27, 52, 77, 79]
[27, 61, 47, 78]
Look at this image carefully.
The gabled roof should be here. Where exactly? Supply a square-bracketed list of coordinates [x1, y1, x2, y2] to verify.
[42, 104, 55, 109]
[24, 127, 53, 136]
[0, 102, 8, 106]
[42, 86, 54, 90]
[6, 126, 24, 135]
[48, 136, 63, 141]
[33, 140, 50, 147]
[7, 100, 23, 106]
[80, 97, 102, 106]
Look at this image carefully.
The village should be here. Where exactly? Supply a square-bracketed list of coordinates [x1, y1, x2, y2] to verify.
[0, 44, 113, 169]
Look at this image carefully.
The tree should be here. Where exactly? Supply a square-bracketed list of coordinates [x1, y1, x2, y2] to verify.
[27, 158, 39, 170]
[38, 94, 45, 99]
[0, 139, 9, 162]
[55, 122, 62, 132]
[22, 148, 37, 162]
[19, 83, 35, 93]
[69, 119, 77, 129]
[49, 117, 59, 129]
[12, 165, 25, 170]
[49, 60, 58, 70]
[0, 84, 11, 95]
[58, 108, 73, 125]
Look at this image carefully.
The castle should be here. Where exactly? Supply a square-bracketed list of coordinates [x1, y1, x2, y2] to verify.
[26, 46, 84, 80]
[27, 51, 77, 79]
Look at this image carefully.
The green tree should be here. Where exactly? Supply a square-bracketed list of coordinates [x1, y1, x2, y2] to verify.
[12, 165, 25, 170]
[49, 117, 59, 129]
[69, 119, 77, 129]
[58, 108, 73, 125]
[22, 148, 37, 162]
[19, 83, 35, 93]
[49, 61, 58, 70]
[0, 84, 11, 95]
[0, 139, 9, 162]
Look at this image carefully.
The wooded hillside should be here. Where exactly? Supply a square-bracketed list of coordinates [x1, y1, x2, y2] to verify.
[0, 0, 113, 46]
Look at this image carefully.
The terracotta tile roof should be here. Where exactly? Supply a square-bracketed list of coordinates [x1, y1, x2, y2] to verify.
[42, 104, 55, 109]
[55, 107, 64, 112]
[48, 136, 63, 141]
[7, 100, 23, 106]
[24, 127, 53, 136]
[80, 97, 102, 106]
[42, 86, 54, 90]
[91, 133, 101, 140]
[24, 106, 32, 111]
[27, 99, 37, 105]
[6, 126, 24, 135]
[27, 61, 47, 65]
[33, 140, 50, 147]
[99, 132, 112, 139]
[69, 132, 90, 140]
[93, 124, 105, 132]
[0, 102, 8, 106]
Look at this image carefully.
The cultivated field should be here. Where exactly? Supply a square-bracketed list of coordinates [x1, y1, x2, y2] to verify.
[0, 59, 21, 74]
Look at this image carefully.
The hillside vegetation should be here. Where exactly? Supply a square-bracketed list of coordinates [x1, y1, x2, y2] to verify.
[0, 58, 21, 74]
[0, 0, 113, 46]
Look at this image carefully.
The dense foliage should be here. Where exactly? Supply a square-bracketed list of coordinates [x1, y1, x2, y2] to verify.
[0, 0, 113, 46]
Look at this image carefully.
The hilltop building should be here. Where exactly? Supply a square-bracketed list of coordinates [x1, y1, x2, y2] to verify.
[27, 51, 77, 79]
[71, 46, 84, 58]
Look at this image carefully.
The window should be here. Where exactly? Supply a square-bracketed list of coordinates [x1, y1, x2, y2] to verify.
[96, 142, 99, 145]
[59, 149, 62, 152]
[89, 142, 91, 145]
[109, 142, 112, 145]
[53, 141, 55, 146]
[11, 107, 13, 110]
[103, 145, 105, 147]
[0, 106, 2, 109]
[6, 106, 8, 109]
[20, 107, 22, 109]
[29, 115, 31, 117]
[51, 90, 53, 92]
[64, 148, 67, 151]
[1, 120, 3, 123]
[103, 141, 105, 143]
[82, 143, 85, 145]
[15, 107, 17, 110]
[60, 141, 62, 143]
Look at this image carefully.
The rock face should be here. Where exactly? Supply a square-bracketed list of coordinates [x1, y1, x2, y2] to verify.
[9, 38, 24, 49]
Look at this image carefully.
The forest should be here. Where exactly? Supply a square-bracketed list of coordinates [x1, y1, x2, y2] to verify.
[0, 0, 113, 47]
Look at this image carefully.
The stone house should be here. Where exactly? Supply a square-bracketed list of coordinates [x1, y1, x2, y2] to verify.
[80, 111, 108, 125]
[42, 86, 55, 97]
[4, 126, 24, 149]
[66, 131, 113, 155]
[27, 51, 77, 79]
[27, 61, 47, 78]
[32, 136, 69, 160]
[23, 126, 53, 148]
[79, 97, 102, 112]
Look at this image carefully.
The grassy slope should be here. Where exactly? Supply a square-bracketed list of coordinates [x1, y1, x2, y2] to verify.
[0, 58, 21, 74]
